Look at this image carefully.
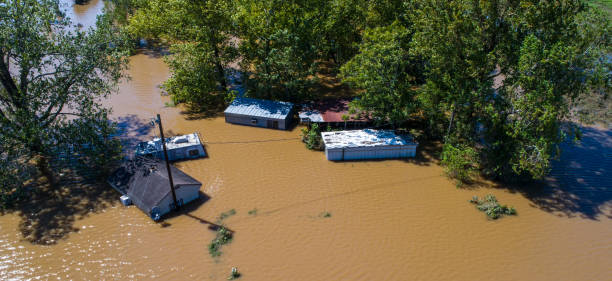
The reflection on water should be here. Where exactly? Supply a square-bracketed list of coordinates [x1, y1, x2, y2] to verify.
[60, 0, 105, 30]
[0, 1, 610, 280]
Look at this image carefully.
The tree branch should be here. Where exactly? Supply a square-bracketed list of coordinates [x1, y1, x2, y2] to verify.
[0, 51, 19, 99]
[30, 69, 68, 82]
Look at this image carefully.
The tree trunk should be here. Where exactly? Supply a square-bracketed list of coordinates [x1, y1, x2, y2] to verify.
[213, 44, 227, 90]
[264, 39, 272, 98]
[446, 103, 456, 139]
[36, 155, 57, 187]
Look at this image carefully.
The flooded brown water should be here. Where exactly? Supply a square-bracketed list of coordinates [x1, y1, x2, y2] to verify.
[1, 2, 611, 280]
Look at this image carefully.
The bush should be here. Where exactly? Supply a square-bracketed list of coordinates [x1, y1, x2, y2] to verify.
[441, 143, 478, 186]
[300, 123, 324, 150]
[208, 226, 233, 257]
[469, 194, 517, 219]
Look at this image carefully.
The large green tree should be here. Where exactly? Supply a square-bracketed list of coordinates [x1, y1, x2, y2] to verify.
[0, 0, 128, 188]
[412, 0, 610, 180]
[233, 0, 322, 101]
[340, 23, 420, 128]
[128, 0, 236, 109]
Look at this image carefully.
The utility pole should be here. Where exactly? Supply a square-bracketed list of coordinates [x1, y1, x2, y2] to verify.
[155, 114, 179, 211]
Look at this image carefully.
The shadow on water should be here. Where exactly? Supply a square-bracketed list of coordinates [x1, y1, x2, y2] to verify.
[499, 126, 612, 220]
[139, 47, 171, 58]
[159, 192, 210, 221]
[159, 193, 234, 232]
[2, 180, 119, 245]
[180, 107, 225, 120]
[115, 114, 155, 155]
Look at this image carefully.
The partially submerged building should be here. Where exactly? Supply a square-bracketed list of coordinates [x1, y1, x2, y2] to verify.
[321, 129, 417, 161]
[108, 158, 202, 221]
[224, 97, 294, 130]
[299, 99, 369, 127]
[135, 133, 205, 161]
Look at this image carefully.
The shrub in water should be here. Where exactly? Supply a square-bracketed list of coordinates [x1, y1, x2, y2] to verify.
[301, 123, 323, 150]
[441, 143, 478, 187]
[209, 226, 233, 257]
[470, 194, 516, 219]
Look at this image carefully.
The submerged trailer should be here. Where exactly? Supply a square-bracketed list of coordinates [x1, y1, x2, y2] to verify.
[135, 133, 205, 161]
[224, 97, 294, 130]
[321, 129, 417, 161]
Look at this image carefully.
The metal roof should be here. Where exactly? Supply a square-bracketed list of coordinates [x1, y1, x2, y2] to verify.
[224, 97, 293, 120]
[135, 133, 202, 155]
[321, 129, 417, 149]
[298, 110, 325, 122]
[299, 99, 369, 123]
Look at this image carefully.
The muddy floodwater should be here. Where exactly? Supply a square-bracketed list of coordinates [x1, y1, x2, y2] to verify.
[1, 2, 611, 280]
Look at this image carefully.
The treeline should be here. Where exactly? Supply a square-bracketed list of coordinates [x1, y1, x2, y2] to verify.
[122, 1, 608, 184]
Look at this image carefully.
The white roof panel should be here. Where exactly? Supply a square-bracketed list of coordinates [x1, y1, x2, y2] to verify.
[224, 97, 293, 120]
[321, 129, 416, 149]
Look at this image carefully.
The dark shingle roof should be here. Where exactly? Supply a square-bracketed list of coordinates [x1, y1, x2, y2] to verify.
[108, 158, 201, 214]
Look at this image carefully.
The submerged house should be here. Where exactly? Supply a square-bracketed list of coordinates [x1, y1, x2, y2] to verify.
[108, 158, 202, 221]
[135, 133, 206, 161]
[321, 129, 417, 161]
[224, 97, 294, 130]
[299, 99, 369, 127]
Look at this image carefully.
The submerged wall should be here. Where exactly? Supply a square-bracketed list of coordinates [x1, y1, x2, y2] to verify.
[225, 113, 290, 130]
[325, 145, 417, 161]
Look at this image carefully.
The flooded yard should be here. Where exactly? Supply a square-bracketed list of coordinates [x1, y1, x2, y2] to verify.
[0, 1, 610, 280]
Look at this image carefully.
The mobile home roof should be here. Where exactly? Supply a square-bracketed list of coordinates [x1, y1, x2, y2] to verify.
[224, 97, 293, 119]
[321, 129, 416, 149]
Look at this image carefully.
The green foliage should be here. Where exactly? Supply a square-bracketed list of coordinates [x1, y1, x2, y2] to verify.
[441, 143, 478, 186]
[105, 0, 147, 26]
[128, 0, 236, 109]
[412, 0, 611, 180]
[120, 0, 610, 183]
[163, 42, 227, 112]
[209, 210, 236, 257]
[469, 195, 517, 220]
[320, 211, 332, 218]
[234, 0, 320, 101]
[248, 209, 258, 215]
[0, 0, 129, 188]
[208, 226, 233, 257]
[586, 0, 612, 17]
[341, 23, 419, 128]
[217, 209, 237, 223]
[300, 123, 323, 150]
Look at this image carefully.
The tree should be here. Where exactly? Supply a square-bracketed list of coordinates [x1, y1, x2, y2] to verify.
[128, 0, 236, 109]
[412, 0, 610, 180]
[340, 23, 420, 128]
[163, 42, 228, 112]
[233, 0, 320, 101]
[314, 0, 367, 65]
[0, 0, 128, 186]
